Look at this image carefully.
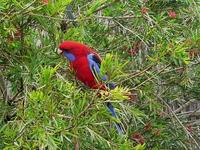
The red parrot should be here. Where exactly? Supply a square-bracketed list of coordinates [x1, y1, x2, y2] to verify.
[58, 40, 124, 134]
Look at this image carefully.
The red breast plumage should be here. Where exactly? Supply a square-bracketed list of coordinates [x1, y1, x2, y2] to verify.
[59, 41, 105, 89]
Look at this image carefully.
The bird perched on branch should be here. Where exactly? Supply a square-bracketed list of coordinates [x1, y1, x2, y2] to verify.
[58, 40, 124, 134]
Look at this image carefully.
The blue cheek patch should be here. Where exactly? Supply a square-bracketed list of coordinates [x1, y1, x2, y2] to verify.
[63, 51, 75, 61]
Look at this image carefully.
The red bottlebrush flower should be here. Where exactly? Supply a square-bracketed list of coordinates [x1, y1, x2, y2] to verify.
[159, 111, 167, 118]
[141, 7, 149, 14]
[188, 49, 200, 58]
[126, 92, 138, 102]
[144, 122, 152, 131]
[128, 41, 141, 56]
[153, 128, 161, 136]
[42, 0, 48, 4]
[130, 132, 145, 144]
[7, 28, 22, 43]
[186, 124, 193, 133]
[168, 10, 177, 18]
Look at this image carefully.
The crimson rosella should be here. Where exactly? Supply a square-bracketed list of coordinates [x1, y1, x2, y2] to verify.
[58, 40, 124, 134]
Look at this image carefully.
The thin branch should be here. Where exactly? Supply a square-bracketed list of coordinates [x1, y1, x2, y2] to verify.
[15, 0, 37, 15]
[114, 20, 148, 48]
[93, 0, 119, 13]
[174, 99, 196, 114]
[30, 13, 68, 21]
[94, 15, 138, 20]
[56, 113, 71, 119]
[14, 120, 33, 141]
[9, 89, 23, 102]
[77, 89, 100, 118]
[156, 95, 200, 149]
[131, 64, 170, 90]
[188, 106, 200, 118]
[177, 111, 200, 117]
[120, 64, 154, 83]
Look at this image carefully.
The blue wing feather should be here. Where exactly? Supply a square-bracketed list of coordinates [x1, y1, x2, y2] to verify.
[106, 102, 124, 134]
[87, 53, 124, 134]
[87, 53, 104, 81]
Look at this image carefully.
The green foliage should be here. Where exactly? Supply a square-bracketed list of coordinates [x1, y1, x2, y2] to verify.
[100, 53, 128, 81]
[0, 0, 200, 149]
[86, 0, 108, 16]
[46, 0, 72, 15]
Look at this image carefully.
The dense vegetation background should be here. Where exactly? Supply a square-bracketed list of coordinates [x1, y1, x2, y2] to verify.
[0, 0, 200, 149]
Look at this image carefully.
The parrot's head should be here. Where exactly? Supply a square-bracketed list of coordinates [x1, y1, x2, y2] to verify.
[58, 40, 91, 62]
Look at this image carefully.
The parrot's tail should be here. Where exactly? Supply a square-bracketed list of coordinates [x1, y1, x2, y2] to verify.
[106, 102, 125, 134]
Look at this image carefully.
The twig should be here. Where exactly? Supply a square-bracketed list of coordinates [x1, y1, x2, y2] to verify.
[120, 64, 154, 83]
[94, 15, 138, 20]
[30, 13, 69, 21]
[93, 0, 119, 13]
[188, 105, 200, 118]
[57, 113, 71, 119]
[131, 64, 170, 90]
[56, 72, 99, 118]
[1, 1, 44, 23]
[161, 66, 185, 74]
[189, 120, 200, 126]
[114, 20, 148, 48]
[177, 111, 200, 117]
[14, 120, 33, 141]
[56, 72, 68, 83]
[74, 138, 80, 150]
[162, 60, 200, 75]
[77, 89, 100, 118]
[156, 95, 200, 149]
[9, 89, 23, 102]
[174, 99, 196, 114]
[15, 0, 37, 15]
